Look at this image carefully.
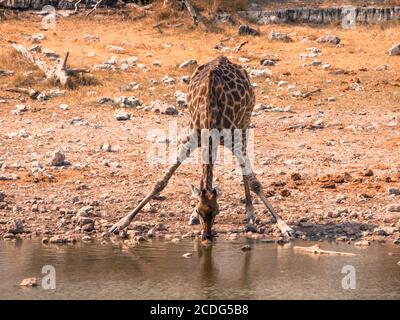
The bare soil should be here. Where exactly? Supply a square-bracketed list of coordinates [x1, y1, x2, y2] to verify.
[0, 10, 399, 244]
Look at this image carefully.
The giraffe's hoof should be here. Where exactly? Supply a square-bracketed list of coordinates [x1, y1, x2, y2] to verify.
[188, 215, 200, 225]
[277, 220, 295, 240]
[245, 223, 257, 233]
[108, 217, 131, 234]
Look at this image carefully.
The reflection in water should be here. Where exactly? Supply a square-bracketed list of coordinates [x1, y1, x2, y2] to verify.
[0, 239, 399, 300]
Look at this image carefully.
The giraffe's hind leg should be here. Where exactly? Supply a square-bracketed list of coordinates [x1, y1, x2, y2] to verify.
[234, 152, 294, 239]
[243, 175, 257, 232]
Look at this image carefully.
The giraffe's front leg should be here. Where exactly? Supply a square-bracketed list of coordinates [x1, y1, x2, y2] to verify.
[237, 154, 295, 239]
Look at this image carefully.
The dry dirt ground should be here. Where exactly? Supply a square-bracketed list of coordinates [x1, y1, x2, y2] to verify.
[0, 10, 399, 245]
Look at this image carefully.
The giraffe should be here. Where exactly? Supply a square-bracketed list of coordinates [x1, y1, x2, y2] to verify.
[109, 55, 294, 241]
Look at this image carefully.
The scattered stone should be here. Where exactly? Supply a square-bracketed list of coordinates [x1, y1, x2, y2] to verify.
[388, 187, 400, 195]
[179, 59, 197, 69]
[0, 191, 5, 202]
[115, 96, 142, 108]
[78, 217, 94, 226]
[106, 45, 125, 54]
[280, 189, 291, 197]
[82, 223, 94, 232]
[387, 204, 400, 212]
[388, 43, 400, 56]
[51, 151, 66, 167]
[150, 100, 178, 115]
[174, 91, 187, 108]
[181, 76, 191, 84]
[30, 44, 42, 52]
[84, 34, 100, 41]
[98, 96, 114, 105]
[238, 25, 260, 36]
[241, 245, 252, 251]
[291, 173, 302, 181]
[335, 194, 347, 204]
[363, 169, 374, 177]
[317, 35, 341, 45]
[322, 63, 331, 69]
[101, 143, 112, 152]
[82, 235, 92, 242]
[3, 232, 16, 240]
[7, 219, 24, 234]
[0, 174, 20, 181]
[307, 47, 321, 53]
[15, 104, 28, 113]
[162, 75, 176, 85]
[42, 48, 59, 59]
[349, 82, 364, 91]
[261, 59, 276, 66]
[125, 82, 141, 91]
[249, 69, 272, 78]
[49, 235, 67, 244]
[59, 104, 70, 111]
[0, 69, 14, 77]
[32, 33, 46, 42]
[328, 96, 336, 102]
[20, 278, 37, 287]
[182, 252, 192, 258]
[354, 240, 370, 247]
[115, 109, 131, 121]
[269, 31, 293, 42]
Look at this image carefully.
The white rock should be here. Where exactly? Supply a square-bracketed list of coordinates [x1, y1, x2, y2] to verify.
[162, 75, 176, 85]
[179, 59, 197, 69]
[84, 34, 100, 41]
[388, 187, 400, 195]
[106, 45, 125, 54]
[51, 151, 66, 166]
[388, 43, 400, 56]
[115, 109, 131, 121]
[249, 69, 272, 78]
[59, 104, 70, 110]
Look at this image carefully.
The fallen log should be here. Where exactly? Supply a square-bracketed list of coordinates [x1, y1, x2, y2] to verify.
[5, 87, 40, 98]
[293, 244, 357, 256]
[10, 42, 89, 87]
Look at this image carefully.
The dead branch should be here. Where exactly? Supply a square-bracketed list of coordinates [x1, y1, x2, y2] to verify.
[303, 88, 322, 98]
[183, 0, 200, 25]
[128, 3, 153, 11]
[86, 0, 105, 17]
[293, 244, 357, 256]
[10, 42, 89, 87]
[74, 0, 82, 13]
[232, 41, 249, 53]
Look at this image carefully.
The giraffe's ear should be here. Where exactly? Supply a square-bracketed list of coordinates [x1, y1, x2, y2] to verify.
[190, 184, 200, 198]
[212, 185, 221, 196]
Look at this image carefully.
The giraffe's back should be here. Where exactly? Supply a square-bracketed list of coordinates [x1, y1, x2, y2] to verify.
[187, 56, 255, 131]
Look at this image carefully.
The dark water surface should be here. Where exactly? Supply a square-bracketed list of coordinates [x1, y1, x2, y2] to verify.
[0, 239, 399, 299]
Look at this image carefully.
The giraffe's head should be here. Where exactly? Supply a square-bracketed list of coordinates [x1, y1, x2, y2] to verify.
[190, 184, 220, 242]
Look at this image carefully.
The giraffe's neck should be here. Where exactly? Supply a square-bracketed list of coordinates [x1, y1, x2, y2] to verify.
[201, 164, 213, 190]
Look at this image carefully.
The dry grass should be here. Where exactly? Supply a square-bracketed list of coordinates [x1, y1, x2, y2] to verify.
[0, 11, 399, 109]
